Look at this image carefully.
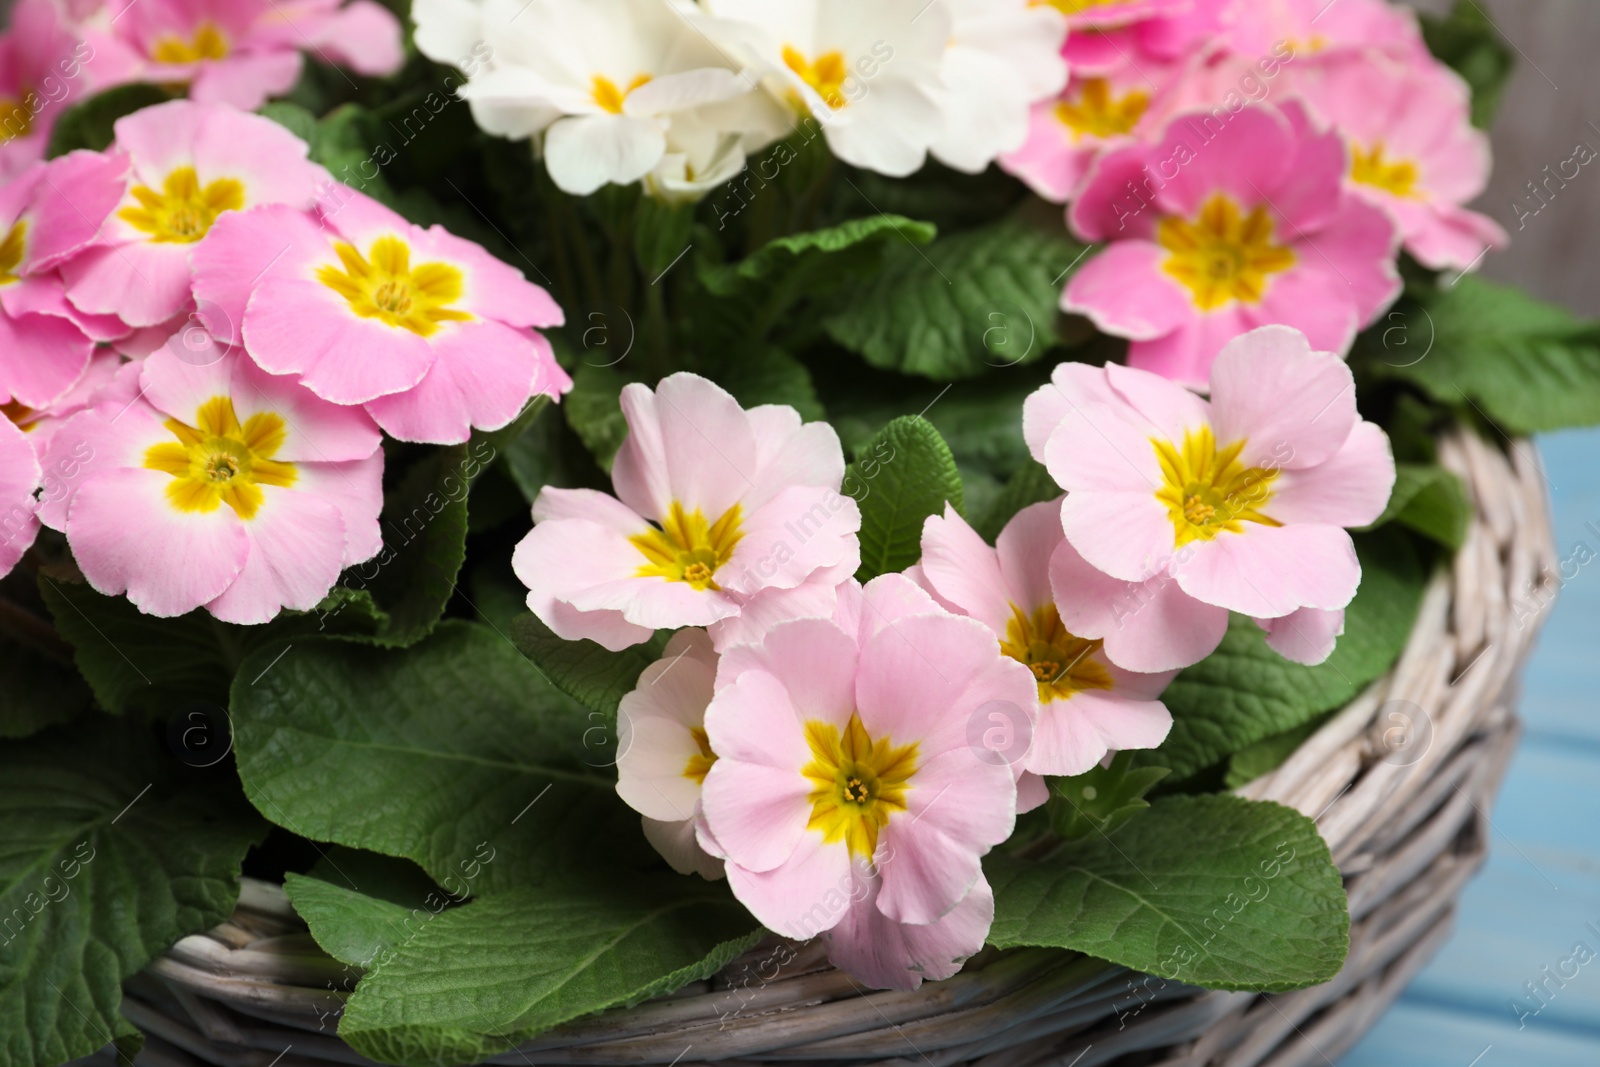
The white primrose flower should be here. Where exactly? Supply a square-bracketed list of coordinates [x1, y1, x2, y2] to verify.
[415, 0, 757, 195]
[931, 0, 1069, 174]
[699, 0, 952, 178]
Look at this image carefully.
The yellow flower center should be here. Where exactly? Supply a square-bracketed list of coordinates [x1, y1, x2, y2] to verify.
[316, 235, 472, 338]
[801, 713, 918, 860]
[150, 22, 231, 64]
[2, 399, 35, 429]
[0, 95, 32, 142]
[1054, 78, 1150, 142]
[1158, 194, 1296, 312]
[629, 501, 744, 591]
[782, 46, 849, 111]
[1152, 425, 1281, 548]
[1031, 0, 1140, 14]
[1001, 604, 1114, 704]
[143, 396, 296, 520]
[683, 725, 717, 785]
[0, 220, 26, 286]
[1350, 141, 1421, 199]
[591, 73, 652, 115]
[118, 166, 245, 245]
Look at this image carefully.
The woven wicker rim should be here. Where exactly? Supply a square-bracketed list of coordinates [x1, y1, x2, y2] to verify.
[105, 428, 1558, 1067]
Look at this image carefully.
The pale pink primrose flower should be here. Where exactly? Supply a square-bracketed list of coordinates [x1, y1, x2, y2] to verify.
[701, 573, 1033, 973]
[81, 0, 403, 111]
[513, 373, 861, 652]
[615, 628, 726, 881]
[0, 0, 92, 183]
[1289, 53, 1508, 272]
[0, 416, 41, 578]
[60, 101, 328, 329]
[1222, 0, 1432, 65]
[1030, 326, 1394, 668]
[1064, 100, 1400, 387]
[38, 336, 384, 623]
[191, 191, 570, 443]
[918, 501, 1176, 777]
[0, 151, 130, 411]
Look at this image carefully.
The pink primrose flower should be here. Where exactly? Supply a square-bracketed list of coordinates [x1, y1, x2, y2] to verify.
[513, 373, 860, 652]
[192, 188, 569, 443]
[1027, 327, 1394, 668]
[1063, 100, 1400, 386]
[37, 334, 383, 623]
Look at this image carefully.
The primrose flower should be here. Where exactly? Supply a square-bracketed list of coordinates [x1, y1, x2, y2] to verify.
[1033, 0, 1189, 30]
[615, 629, 725, 880]
[1064, 101, 1400, 387]
[0, 0, 93, 182]
[701, 574, 1033, 976]
[0, 417, 40, 577]
[702, 0, 952, 178]
[418, 0, 751, 196]
[1002, 63, 1170, 204]
[0, 152, 130, 411]
[1032, 326, 1394, 666]
[82, 0, 403, 110]
[819, 858, 995, 990]
[1292, 54, 1507, 272]
[1222, 0, 1431, 64]
[37, 337, 383, 623]
[60, 101, 327, 329]
[928, 0, 1068, 175]
[191, 192, 568, 442]
[919, 502, 1176, 776]
[513, 373, 861, 651]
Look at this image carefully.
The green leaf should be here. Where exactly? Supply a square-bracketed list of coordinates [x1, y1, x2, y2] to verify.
[232, 622, 649, 894]
[257, 101, 319, 148]
[707, 347, 827, 423]
[824, 216, 1086, 380]
[1366, 277, 1600, 434]
[37, 572, 345, 715]
[847, 416, 964, 581]
[508, 614, 667, 719]
[975, 460, 1061, 544]
[0, 720, 266, 1067]
[502, 392, 606, 504]
[1360, 463, 1471, 550]
[285, 849, 451, 970]
[1224, 714, 1333, 790]
[563, 363, 633, 473]
[1419, 0, 1515, 128]
[987, 795, 1348, 992]
[695, 215, 936, 346]
[1154, 529, 1427, 780]
[354, 443, 483, 647]
[46, 84, 173, 157]
[337, 880, 759, 1066]
[1046, 752, 1169, 842]
[0, 634, 91, 738]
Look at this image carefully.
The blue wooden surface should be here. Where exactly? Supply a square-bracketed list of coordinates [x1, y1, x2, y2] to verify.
[1340, 427, 1600, 1064]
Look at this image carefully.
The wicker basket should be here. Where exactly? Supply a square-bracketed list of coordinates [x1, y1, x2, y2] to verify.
[91, 429, 1556, 1067]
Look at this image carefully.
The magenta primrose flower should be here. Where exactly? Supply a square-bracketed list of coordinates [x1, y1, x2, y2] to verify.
[1064, 101, 1400, 386]
[192, 190, 569, 444]
[1293, 52, 1507, 272]
[1027, 325, 1395, 670]
[84, 0, 403, 110]
[37, 337, 384, 624]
